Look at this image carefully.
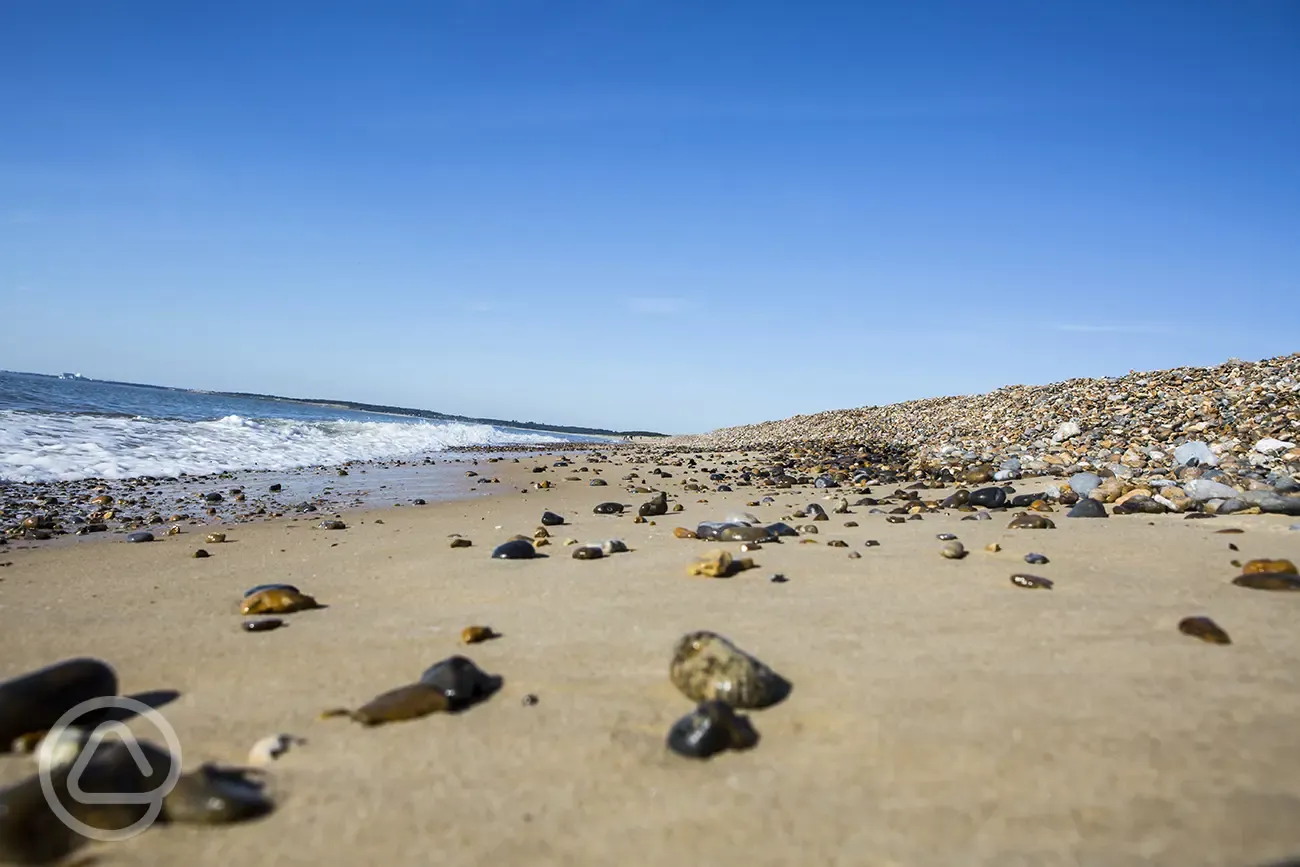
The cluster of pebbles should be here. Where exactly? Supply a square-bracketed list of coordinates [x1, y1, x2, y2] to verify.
[0, 659, 273, 864]
[661, 353, 1300, 511]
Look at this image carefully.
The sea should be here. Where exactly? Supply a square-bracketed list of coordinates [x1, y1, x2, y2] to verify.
[0, 371, 602, 490]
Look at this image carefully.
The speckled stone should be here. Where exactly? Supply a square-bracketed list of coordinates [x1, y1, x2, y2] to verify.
[669, 631, 790, 708]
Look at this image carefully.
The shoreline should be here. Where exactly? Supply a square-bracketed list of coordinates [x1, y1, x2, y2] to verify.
[3, 447, 1300, 864]
[1, 445, 612, 551]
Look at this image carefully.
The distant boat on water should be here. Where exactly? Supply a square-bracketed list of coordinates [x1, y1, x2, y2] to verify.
[59, 372, 90, 381]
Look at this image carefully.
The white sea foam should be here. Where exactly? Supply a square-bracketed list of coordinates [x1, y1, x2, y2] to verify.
[0, 412, 566, 482]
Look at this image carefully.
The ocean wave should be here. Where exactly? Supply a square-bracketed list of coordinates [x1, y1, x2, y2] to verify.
[0, 411, 566, 482]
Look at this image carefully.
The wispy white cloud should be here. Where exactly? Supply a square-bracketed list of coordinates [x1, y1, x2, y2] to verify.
[627, 297, 686, 315]
[1052, 323, 1174, 334]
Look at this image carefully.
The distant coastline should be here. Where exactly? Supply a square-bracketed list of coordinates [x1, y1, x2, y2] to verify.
[0, 370, 669, 439]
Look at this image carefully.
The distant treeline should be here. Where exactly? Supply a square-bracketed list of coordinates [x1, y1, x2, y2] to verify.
[218, 392, 668, 438]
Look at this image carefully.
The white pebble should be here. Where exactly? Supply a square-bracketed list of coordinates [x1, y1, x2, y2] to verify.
[35, 727, 91, 769]
[248, 733, 302, 767]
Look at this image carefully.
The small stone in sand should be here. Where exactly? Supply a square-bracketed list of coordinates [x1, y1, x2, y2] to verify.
[125, 531, 154, 543]
[318, 520, 346, 530]
[193, 549, 210, 559]
[450, 538, 472, 548]
[1010, 574, 1053, 589]
[247, 734, 302, 767]
[1008, 513, 1055, 530]
[1178, 616, 1231, 645]
[940, 541, 967, 559]
[461, 625, 498, 644]
[1241, 558, 1297, 576]
[491, 539, 535, 559]
[205, 533, 226, 544]
[667, 700, 759, 759]
[670, 631, 790, 708]
[241, 588, 319, 615]
[243, 618, 284, 632]
[1232, 573, 1300, 591]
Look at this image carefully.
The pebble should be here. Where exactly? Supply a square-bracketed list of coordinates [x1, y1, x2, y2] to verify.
[1241, 558, 1298, 575]
[638, 492, 668, 517]
[0, 658, 118, 750]
[1178, 617, 1231, 645]
[205, 532, 227, 543]
[669, 631, 790, 708]
[1174, 441, 1217, 467]
[717, 525, 770, 542]
[32, 727, 90, 769]
[1068, 473, 1102, 497]
[593, 502, 624, 514]
[1008, 513, 1055, 530]
[1184, 479, 1241, 501]
[673, 527, 698, 539]
[419, 656, 502, 710]
[939, 541, 967, 559]
[329, 657, 501, 725]
[572, 545, 603, 560]
[460, 625, 498, 644]
[450, 538, 473, 548]
[241, 588, 320, 615]
[666, 700, 760, 759]
[687, 550, 753, 578]
[601, 539, 628, 554]
[243, 583, 300, 597]
[125, 531, 154, 543]
[522, 694, 539, 706]
[247, 733, 302, 767]
[164, 762, 274, 824]
[491, 539, 536, 559]
[193, 548, 210, 558]
[243, 618, 284, 632]
[1231, 573, 1300, 591]
[1066, 498, 1109, 518]
[1024, 553, 1049, 565]
[770, 573, 788, 583]
[985, 543, 1001, 552]
[968, 487, 1008, 508]
[540, 511, 565, 526]
[936, 533, 957, 541]
[1010, 574, 1053, 589]
[318, 520, 346, 530]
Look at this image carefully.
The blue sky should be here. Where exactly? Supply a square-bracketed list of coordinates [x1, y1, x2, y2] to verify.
[2, 1, 1297, 433]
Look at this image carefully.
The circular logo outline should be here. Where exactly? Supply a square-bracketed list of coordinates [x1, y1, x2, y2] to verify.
[37, 696, 183, 843]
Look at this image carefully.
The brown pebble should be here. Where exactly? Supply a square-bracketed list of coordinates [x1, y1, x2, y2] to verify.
[1232, 573, 1300, 591]
[1008, 513, 1056, 530]
[1241, 559, 1298, 576]
[241, 588, 320, 615]
[1178, 616, 1231, 645]
[461, 625, 498, 644]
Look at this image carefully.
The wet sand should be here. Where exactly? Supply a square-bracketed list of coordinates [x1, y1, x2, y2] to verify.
[3, 451, 1300, 866]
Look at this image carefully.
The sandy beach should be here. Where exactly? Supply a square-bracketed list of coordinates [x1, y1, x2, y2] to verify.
[3, 450, 1300, 866]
